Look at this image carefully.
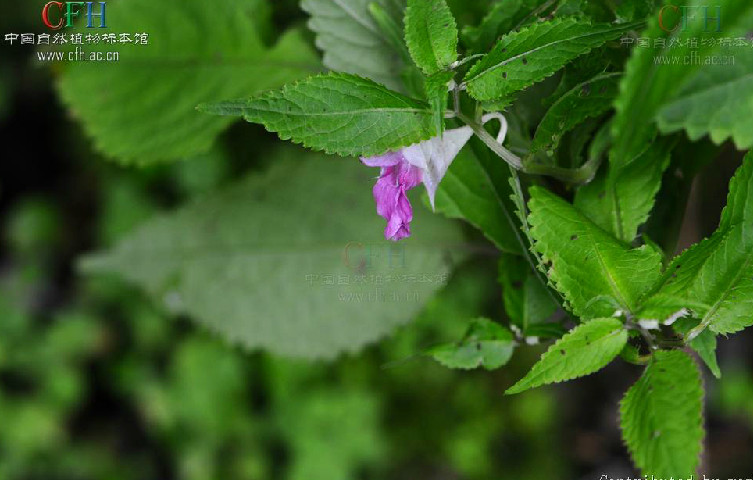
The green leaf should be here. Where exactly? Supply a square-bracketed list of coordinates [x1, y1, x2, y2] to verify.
[200, 73, 436, 157]
[464, 18, 642, 102]
[57, 0, 318, 165]
[656, 52, 753, 150]
[428, 318, 515, 370]
[499, 254, 558, 333]
[433, 139, 522, 254]
[674, 318, 721, 379]
[79, 149, 465, 359]
[301, 0, 408, 92]
[542, 45, 620, 108]
[620, 350, 704, 477]
[369, 2, 413, 63]
[528, 187, 663, 319]
[404, 0, 458, 75]
[506, 318, 628, 395]
[575, 137, 674, 242]
[640, 153, 753, 336]
[531, 72, 620, 154]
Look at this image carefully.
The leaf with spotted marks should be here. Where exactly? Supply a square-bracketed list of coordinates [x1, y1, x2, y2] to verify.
[639, 152, 753, 337]
[506, 318, 628, 394]
[464, 18, 642, 102]
[528, 187, 663, 319]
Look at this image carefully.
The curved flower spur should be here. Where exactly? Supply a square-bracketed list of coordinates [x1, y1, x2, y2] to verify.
[361, 113, 508, 241]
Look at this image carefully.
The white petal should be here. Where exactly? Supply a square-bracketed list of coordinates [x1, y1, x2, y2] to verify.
[401, 113, 509, 210]
[402, 126, 473, 209]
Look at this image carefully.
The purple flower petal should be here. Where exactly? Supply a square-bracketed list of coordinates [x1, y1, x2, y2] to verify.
[367, 156, 422, 241]
[361, 113, 508, 241]
[360, 151, 404, 168]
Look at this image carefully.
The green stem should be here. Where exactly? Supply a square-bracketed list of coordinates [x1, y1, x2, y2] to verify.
[458, 112, 523, 169]
[457, 112, 604, 184]
[452, 54, 485, 69]
[523, 152, 604, 184]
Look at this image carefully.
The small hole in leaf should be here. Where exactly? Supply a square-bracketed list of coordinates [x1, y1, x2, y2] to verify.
[570, 235, 578, 241]
[522, 57, 528, 65]
[502, 72, 507, 79]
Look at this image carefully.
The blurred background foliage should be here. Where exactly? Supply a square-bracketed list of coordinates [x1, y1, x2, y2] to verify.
[1, 0, 753, 479]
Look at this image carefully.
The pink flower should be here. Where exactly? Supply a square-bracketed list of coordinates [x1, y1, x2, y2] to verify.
[362, 152, 424, 241]
[361, 113, 507, 241]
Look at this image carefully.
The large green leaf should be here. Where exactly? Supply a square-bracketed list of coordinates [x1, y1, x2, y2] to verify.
[301, 0, 407, 92]
[199, 73, 436, 157]
[620, 350, 704, 477]
[640, 152, 753, 336]
[506, 318, 628, 394]
[57, 0, 318, 165]
[404, 0, 458, 75]
[79, 150, 466, 359]
[528, 187, 663, 319]
[656, 52, 753, 149]
[433, 140, 522, 254]
[464, 18, 641, 102]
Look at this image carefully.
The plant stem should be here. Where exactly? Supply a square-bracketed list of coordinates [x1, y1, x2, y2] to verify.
[457, 112, 605, 184]
[457, 112, 524, 169]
